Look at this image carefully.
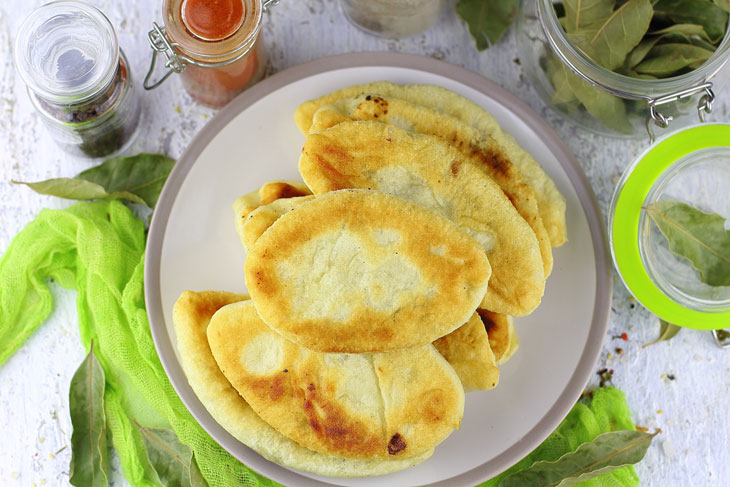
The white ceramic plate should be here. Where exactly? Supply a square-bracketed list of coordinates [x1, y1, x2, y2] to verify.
[145, 53, 611, 487]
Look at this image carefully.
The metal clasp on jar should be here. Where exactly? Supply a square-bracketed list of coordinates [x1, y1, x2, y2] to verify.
[645, 83, 716, 142]
[143, 0, 279, 90]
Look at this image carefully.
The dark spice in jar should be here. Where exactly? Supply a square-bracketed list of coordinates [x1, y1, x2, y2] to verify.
[33, 56, 138, 158]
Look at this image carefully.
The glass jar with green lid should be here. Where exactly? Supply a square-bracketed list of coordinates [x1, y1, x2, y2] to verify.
[609, 124, 730, 344]
[15, 1, 141, 158]
[516, 0, 730, 139]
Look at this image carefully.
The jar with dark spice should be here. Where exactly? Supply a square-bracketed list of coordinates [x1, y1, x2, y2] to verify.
[15, 1, 141, 158]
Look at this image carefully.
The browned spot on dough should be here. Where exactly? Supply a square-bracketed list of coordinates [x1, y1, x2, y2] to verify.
[388, 433, 407, 455]
[251, 375, 286, 401]
[450, 160, 462, 176]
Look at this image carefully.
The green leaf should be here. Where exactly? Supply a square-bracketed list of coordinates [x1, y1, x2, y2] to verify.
[646, 200, 730, 286]
[653, 0, 729, 42]
[624, 37, 663, 68]
[563, 0, 614, 32]
[135, 422, 209, 487]
[69, 342, 108, 487]
[715, 0, 730, 13]
[568, 0, 654, 70]
[650, 23, 712, 41]
[635, 43, 715, 75]
[643, 320, 682, 347]
[12, 178, 147, 205]
[12, 153, 174, 209]
[550, 61, 633, 133]
[457, 0, 518, 49]
[499, 430, 658, 487]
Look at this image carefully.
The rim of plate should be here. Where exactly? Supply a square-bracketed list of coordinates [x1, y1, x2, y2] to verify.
[144, 51, 612, 487]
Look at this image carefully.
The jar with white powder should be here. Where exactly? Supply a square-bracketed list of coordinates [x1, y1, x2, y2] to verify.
[340, 0, 445, 38]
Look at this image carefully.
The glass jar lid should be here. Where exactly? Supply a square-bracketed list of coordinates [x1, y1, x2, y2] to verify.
[14, 0, 119, 102]
[610, 124, 730, 329]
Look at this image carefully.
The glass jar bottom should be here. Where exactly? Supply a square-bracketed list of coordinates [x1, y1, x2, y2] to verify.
[639, 147, 730, 311]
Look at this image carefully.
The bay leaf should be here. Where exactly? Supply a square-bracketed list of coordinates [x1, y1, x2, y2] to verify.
[135, 422, 209, 487]
[568, 0, 654, 70]
[12, 153, 174, 209]
[646, 200, 730, 287]
[643, 320, 682, 348]
[653, 0, 728, 42]
[12, 178, 146, 205]
[76, 153, 175, 208]
[69, 342, 109, 487]
[650, 23, 711, 41]
[635, 43, 715, 75]
[660, 33, 717, 51]
[552, 63, 633, 133]
[624, 37, 663, 68]
[457, 0, 518, 50]
[715, 0, 730, 13]
[499, 430, 658, 487]
[563, 0, 614, 32]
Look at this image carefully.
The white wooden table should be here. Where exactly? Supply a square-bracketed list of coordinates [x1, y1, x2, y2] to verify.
[1, 1, 729, 486]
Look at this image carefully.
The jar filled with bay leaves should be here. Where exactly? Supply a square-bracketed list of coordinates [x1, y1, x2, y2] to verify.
[517, 0, 730, 138]
[610, 124, 730, 331]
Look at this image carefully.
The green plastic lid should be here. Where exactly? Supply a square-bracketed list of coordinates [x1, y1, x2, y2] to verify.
[610, 123, 730, 330]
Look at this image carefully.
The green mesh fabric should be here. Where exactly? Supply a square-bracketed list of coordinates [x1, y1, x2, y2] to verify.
[480, 387, 640, 487]
[0, 200, 639, 487]
[0, 200, 279, 487]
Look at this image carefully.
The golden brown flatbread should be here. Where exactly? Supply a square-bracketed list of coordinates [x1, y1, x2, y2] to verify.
[237, 195, 314, 251]
[244, 189, 491, 352]
[207, 300, 464, 460]
[172, 290, 433, 477]
[433, 312, 500, 392]
[478, 310, 520, 365]
[294, 82, 567, 246]
[233, 181, 312, 246]
[299, 121, 544, 316]
[310, 94, 552, 277]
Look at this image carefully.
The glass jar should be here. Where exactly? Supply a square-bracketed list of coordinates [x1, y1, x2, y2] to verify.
[516, 0, 730, 139]
[610, 123, 730, 337]
[14, 1, 141, 158]
[145, 0, 276, 108]
[340, 0, 445, 38]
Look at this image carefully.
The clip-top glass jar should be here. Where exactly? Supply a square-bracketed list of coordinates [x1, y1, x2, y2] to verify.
[517, 0, 730, 139]
[145, 0, 278, 108]
[339, 0, 446, 38]
[14, 1, 141, 158]
[609, 124, 730, 346]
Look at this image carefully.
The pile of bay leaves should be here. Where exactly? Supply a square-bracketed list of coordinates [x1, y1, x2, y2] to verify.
[548, 0, 729, 133]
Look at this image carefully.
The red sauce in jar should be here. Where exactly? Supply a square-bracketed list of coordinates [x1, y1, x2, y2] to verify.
[182, 0, 244, 40]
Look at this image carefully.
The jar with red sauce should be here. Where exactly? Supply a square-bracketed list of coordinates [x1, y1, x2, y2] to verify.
[144, 0, 277, 108]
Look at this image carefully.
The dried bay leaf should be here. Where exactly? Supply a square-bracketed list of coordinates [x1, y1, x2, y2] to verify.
[635, 43, 715, 75]
[650, 23, 712, 40]
[715, 0, 730, 12]
[457, 0, 518, 49]
[563, 0, 614, 32]
[552, 63, 633, 133]
[643, 320, 682, 348]
[624, 37, 663, 68]
[499, 430, 658, 487]
[12, 153, 174, 209]
[653, 0, 728, 42]
[646, 200, 730, 287]
[135, 422, 209, 487]
[69, 343, 109, 487]
[568, 0, 654, 70]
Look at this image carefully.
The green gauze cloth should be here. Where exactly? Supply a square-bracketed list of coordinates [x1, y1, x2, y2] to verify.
[1, 200, 640, 487]
[0, 200, 279, 487]
[481, 386, 640, 487]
